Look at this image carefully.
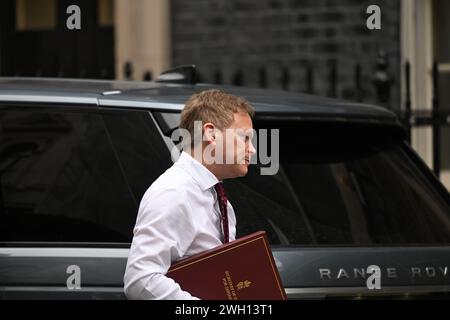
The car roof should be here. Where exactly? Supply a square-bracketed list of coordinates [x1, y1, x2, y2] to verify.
[0, 77, 400, 125]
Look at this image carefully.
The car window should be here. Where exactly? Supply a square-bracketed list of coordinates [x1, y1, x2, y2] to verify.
[101, 109, 172, 205]
[156, 112, 450, 246]
[0, 107, 170, 244]
[229, 121, 450, 245]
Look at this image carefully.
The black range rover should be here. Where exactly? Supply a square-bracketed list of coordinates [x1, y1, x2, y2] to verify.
[0, 71, 450, 299]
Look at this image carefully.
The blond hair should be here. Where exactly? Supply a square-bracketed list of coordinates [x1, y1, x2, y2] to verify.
[180, 89, 255, 146]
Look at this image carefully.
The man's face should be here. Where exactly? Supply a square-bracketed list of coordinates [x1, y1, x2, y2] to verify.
[217, 112, 256, 179]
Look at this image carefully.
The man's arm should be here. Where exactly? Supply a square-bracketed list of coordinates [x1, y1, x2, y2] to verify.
[124, 188, 198, 300]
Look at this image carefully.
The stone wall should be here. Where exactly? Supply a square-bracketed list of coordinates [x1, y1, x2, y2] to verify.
[171, 0, 401, 108]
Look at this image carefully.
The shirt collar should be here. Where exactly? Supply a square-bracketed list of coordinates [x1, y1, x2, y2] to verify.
[175, 151, 219, 191]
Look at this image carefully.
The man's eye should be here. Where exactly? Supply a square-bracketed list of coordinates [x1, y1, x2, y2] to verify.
[238, 134, 249, 142]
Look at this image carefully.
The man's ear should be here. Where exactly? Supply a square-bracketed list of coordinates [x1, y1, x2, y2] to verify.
[203, 123, 216, 143]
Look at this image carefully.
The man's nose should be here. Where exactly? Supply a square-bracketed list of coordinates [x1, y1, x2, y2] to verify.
[248, 140, 256, 155]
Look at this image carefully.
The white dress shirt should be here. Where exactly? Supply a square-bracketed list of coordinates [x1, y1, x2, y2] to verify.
[123, 151, 237, 300]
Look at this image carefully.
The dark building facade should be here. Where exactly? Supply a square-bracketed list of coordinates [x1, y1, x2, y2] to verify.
[171, 0, 401, 109]
[0, 0, 115, 79]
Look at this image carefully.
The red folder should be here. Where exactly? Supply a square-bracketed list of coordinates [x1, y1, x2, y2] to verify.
[167, 231, 286, 300]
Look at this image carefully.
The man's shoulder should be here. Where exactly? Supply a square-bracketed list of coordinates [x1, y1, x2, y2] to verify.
[145, 163, 196, 196]
[137, 164, 197, 216]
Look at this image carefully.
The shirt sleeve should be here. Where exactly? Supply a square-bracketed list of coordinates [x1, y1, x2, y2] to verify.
[123, 187, 199, 300]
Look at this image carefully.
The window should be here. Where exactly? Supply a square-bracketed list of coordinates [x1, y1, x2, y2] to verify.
[228, 120, 450, 245]
[101, 109, 173, 204]
[433, 0, 450, 180]
[0, 107, 170, 244]
[15, 0, 56, 31]
[97, 0, 114, 27]
[151, 112, 450, 246]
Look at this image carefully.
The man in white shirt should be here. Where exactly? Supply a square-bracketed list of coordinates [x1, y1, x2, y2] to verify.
[124, 89, 256, 299]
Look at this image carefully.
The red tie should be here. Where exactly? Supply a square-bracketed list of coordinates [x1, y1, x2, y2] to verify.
[214, 182, 229, 243]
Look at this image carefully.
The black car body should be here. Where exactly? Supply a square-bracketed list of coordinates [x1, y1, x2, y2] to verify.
[0, 76, 450, 299]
